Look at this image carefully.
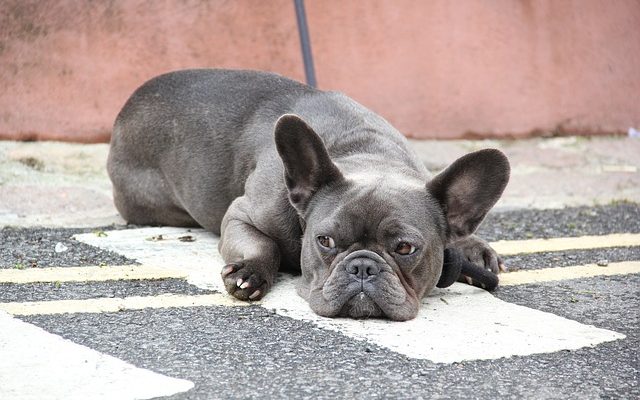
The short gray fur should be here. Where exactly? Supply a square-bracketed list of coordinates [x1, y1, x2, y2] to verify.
[108, 69, 510, 320]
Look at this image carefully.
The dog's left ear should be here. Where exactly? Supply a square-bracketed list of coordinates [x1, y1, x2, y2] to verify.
[275, 114, 343, 214]
[427, 149, 510, 243]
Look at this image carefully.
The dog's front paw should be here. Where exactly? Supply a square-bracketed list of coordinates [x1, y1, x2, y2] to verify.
[221, 261, 274, 301]
[452, 234, 506, 274]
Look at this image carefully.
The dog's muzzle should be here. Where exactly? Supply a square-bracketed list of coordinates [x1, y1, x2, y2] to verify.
[337, 250, 387, 318]
[343, 249, 384, 281]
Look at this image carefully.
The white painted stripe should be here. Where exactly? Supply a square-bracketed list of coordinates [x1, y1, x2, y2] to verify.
[75, 227, 629, 364]
[0, 311, 193, 400]
[499, 261, 640, 286]
[0, 264, 186, 284]
[75, 227, 224, 290]
[262, 277, 625, 363]
[490, 233, 640, 255]
[0, 293, 248, 316]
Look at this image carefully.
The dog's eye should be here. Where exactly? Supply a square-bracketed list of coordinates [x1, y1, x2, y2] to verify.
[395, 242, 416, 255]
[317, 235, 336, 249]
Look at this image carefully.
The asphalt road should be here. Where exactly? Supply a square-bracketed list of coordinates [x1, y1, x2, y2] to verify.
[1, 203, 639, 399]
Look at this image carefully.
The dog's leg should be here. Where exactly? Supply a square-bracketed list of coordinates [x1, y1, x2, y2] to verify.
[218, 196, 280, 301]
[449, 234, 506, 288]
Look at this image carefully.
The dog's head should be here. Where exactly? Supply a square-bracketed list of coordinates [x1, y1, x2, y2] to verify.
[275, 115, 509, 321]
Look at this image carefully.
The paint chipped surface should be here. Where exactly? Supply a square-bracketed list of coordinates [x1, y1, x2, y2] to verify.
[0, 311, 193, 399]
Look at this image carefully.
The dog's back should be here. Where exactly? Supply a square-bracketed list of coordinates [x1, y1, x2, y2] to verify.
[108, 69, 424, 232]
[108, 70, 309, 229]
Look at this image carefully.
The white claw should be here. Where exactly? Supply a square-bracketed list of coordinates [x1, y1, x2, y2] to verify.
[249, 290, 261, 300]
[240, 281, 250, 289]
[464, 276, 473, 285]
[236, 278, 243, 288]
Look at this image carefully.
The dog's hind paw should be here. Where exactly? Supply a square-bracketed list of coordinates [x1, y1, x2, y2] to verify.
[221, 261, 274, 301]
[452, 234, 505, 274]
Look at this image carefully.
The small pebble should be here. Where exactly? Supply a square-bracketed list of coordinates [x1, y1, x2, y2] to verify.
[596, 259, 609, 267]
[54, 242, 68, 253]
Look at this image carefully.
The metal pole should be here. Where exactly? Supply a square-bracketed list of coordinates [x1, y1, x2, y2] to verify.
[293, 0, 317, 88]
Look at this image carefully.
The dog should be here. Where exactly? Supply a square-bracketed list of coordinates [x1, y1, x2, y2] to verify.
[107, 69, 510, 321]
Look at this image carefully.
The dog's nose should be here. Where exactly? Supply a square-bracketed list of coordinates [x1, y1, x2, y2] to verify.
[346, 257, 381, 279]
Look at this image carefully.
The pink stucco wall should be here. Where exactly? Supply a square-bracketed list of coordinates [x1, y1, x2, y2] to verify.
[1, 0, 639, 142]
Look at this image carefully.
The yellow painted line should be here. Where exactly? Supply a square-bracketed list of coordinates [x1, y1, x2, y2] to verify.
[499, 261, 640, 286]
[0, 265, 187, 284]
[0, 293, 249, 316]
[2, 262, 638, 316]
[490, 233, 640, 256]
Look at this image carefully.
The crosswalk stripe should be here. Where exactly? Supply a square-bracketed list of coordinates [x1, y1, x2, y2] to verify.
[499, 260, 640, 286]
[490, 232, 640, 255]
[0, 293, 248, 316]
[0, 264, 186, 284]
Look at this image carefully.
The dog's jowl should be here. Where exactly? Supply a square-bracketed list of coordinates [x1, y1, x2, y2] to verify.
[108, 69, 510, 321]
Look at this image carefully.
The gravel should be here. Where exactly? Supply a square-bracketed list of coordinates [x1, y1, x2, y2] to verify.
[502, 246, 640, 271]
[0, 226, 136, 269]
[478, 202, 640, 241]
[0, 279, 215, 303]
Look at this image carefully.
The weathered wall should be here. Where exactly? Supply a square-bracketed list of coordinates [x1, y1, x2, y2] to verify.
[0, 0, 303, 142]
[308, 0, 640, 139]
[1, 0, 639, 142]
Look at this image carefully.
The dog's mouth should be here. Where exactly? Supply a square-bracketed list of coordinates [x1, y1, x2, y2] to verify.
[339, 291, 383, 319]
[315, 249, 414, 320]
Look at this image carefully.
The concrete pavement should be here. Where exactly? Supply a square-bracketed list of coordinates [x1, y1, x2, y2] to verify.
[1, 135, 639, 228]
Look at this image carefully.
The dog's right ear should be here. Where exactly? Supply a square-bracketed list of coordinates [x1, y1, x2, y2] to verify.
[275, 114, 343, 214]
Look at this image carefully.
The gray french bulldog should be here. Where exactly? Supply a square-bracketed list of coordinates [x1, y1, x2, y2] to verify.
[108, 69, 510, 321]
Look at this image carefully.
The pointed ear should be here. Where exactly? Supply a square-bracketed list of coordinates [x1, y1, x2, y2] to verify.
[427, 149, 510, 243]
[274, 114, 343, 214]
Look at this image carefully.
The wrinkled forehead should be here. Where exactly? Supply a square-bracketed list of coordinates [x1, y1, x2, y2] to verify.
[310, 172, 444, 237]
